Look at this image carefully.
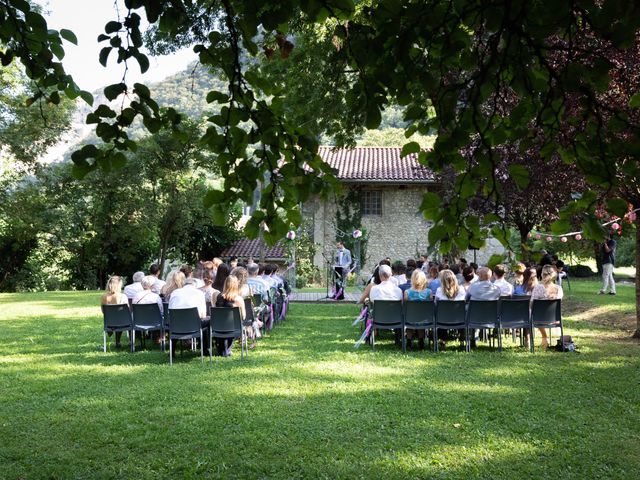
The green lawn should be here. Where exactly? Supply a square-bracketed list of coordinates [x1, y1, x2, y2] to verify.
[1, 281, 639, 479]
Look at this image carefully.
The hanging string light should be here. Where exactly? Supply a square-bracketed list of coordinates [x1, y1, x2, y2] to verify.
[528, 208, 639, 241]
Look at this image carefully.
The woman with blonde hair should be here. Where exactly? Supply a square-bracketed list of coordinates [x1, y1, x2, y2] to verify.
[404, 269, 431, 301]
[531, 264, 564, 348]
[213, 275, 246, 356]
[403, 269, 432, 349]
[101, 276, 129, 348]
[161, 270, 185, 301]
[510, 262, 526, 288]
[434, 269, 466, 301]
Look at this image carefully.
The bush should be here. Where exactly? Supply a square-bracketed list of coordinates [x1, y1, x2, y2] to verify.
[296, 258, 321, 288]
[568, 264, 595, 277]
[615, 234, 636, 267]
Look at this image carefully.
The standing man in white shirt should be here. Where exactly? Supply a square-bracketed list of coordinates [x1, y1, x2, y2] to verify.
[334, 241, 352, 300]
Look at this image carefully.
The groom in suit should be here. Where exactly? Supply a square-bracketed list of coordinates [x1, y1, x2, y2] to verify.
[334, 241, 352, 300]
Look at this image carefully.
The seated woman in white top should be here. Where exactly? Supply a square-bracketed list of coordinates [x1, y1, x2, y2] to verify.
[531, 264, 564, 349]
[434, 270, 466, 301]
[132, 275, 164, 314]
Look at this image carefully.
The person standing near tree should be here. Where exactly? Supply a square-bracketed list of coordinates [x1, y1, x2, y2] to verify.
[334, 241, 352, 300]
[599, 233, 617, 295]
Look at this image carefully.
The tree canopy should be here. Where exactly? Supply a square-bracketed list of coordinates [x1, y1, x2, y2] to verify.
[3, 0, 640, 330]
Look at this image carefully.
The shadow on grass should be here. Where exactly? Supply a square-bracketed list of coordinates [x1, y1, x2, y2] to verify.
[1, 299, 640, 478]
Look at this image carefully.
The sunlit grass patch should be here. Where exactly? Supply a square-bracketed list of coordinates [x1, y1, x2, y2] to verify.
[0, 284, 639, 479]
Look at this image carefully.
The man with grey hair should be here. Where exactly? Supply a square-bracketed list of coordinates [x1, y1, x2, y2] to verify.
[370, 264, 403, 301]
[247, 263, 268, 298]
[124, 271, 145, 300]
[466, 267, 501, 301]
[132, 275, 163, 314]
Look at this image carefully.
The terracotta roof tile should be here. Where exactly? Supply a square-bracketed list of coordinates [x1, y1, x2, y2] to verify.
[220, 238, 286, 260]
[318, 146, 436, 183]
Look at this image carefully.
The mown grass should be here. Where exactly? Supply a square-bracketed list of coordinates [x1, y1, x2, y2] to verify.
[1, 282, 639, 479]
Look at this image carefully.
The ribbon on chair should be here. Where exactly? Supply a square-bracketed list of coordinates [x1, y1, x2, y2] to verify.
[279, 297, 288, 320]
[354, 317, 373, 349]
[267, 303, 274, 330]
[352, 304, 369, 326]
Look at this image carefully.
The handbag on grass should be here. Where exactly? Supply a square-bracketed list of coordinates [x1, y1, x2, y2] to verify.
[555, 335, 577, 352]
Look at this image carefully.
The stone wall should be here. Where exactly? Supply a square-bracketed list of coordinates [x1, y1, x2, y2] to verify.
[305, 185, 506, 278]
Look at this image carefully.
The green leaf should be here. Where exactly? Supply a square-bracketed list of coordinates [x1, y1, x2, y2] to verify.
[104, 82, 127, 101]
[79, 90, 94, 106]
[99, 47, 111, 67]
[507, 164, 530, 189]
[133, 83, 150, 98]
[50, 42, 64, 60]
[143, 116, 162, 133]
[400, 141, 420, 157]
[606, 198, 628, 217]
[206, 91, 229, 104]
[104, 21, 121, 34]
[365, 104, 381, 129]
[60, 28, 77, 45]
[420, 191, 441, 220]
[628, 93, 640, 108]
[134, 52, 149, 73]
[111, 152, 127, 169]
[487, 254, 505, 270]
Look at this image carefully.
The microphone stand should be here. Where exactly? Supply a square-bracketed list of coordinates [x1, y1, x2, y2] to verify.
[321, 251, 334, 299]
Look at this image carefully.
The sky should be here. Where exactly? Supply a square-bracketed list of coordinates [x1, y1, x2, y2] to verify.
[38, 0, 196, 92]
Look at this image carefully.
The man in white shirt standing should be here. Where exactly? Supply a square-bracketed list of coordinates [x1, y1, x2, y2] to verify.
[168, 277, 209, 355]
[124, 271, 145, 301]
[370, 265, 403, 301]
[334, 241, 352, 300]
[492, 264, 514, 296]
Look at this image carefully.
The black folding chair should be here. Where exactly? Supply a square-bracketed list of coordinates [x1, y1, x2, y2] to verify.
[465, 300, 500, 352]
[403, 301, 436, 351]
[211, 306, 246, 359]
[162, 301, 170, 330]
[531, 299, 563, 352]
[168, 307, 210, 364]
[498, 297, 531, 348]
[434, 300, 466, 352]
[131, 303, 164, 352]
[102, 304, 133, 352]
[370, 300, 404, 351]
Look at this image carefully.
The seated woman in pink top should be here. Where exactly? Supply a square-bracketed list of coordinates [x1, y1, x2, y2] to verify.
[531, 264, 564, 348]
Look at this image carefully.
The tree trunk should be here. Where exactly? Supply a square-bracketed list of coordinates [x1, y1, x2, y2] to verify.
[517, 223, 532, 263]
[633, 213, 640, 338]
[594, 242, 603, 275]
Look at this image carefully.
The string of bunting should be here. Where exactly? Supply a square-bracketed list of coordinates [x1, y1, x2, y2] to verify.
[528, 208, 639, 243]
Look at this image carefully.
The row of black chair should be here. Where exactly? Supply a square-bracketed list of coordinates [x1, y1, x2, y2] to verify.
[102, 303, 246, 364]
[370, 298, 563, 352]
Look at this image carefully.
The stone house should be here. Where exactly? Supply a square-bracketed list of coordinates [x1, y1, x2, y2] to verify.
[305, 146, 505, 276]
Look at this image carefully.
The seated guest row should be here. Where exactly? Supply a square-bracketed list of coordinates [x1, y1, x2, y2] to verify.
[360, 263, 563, 349]
[102, 260, 290, 354]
